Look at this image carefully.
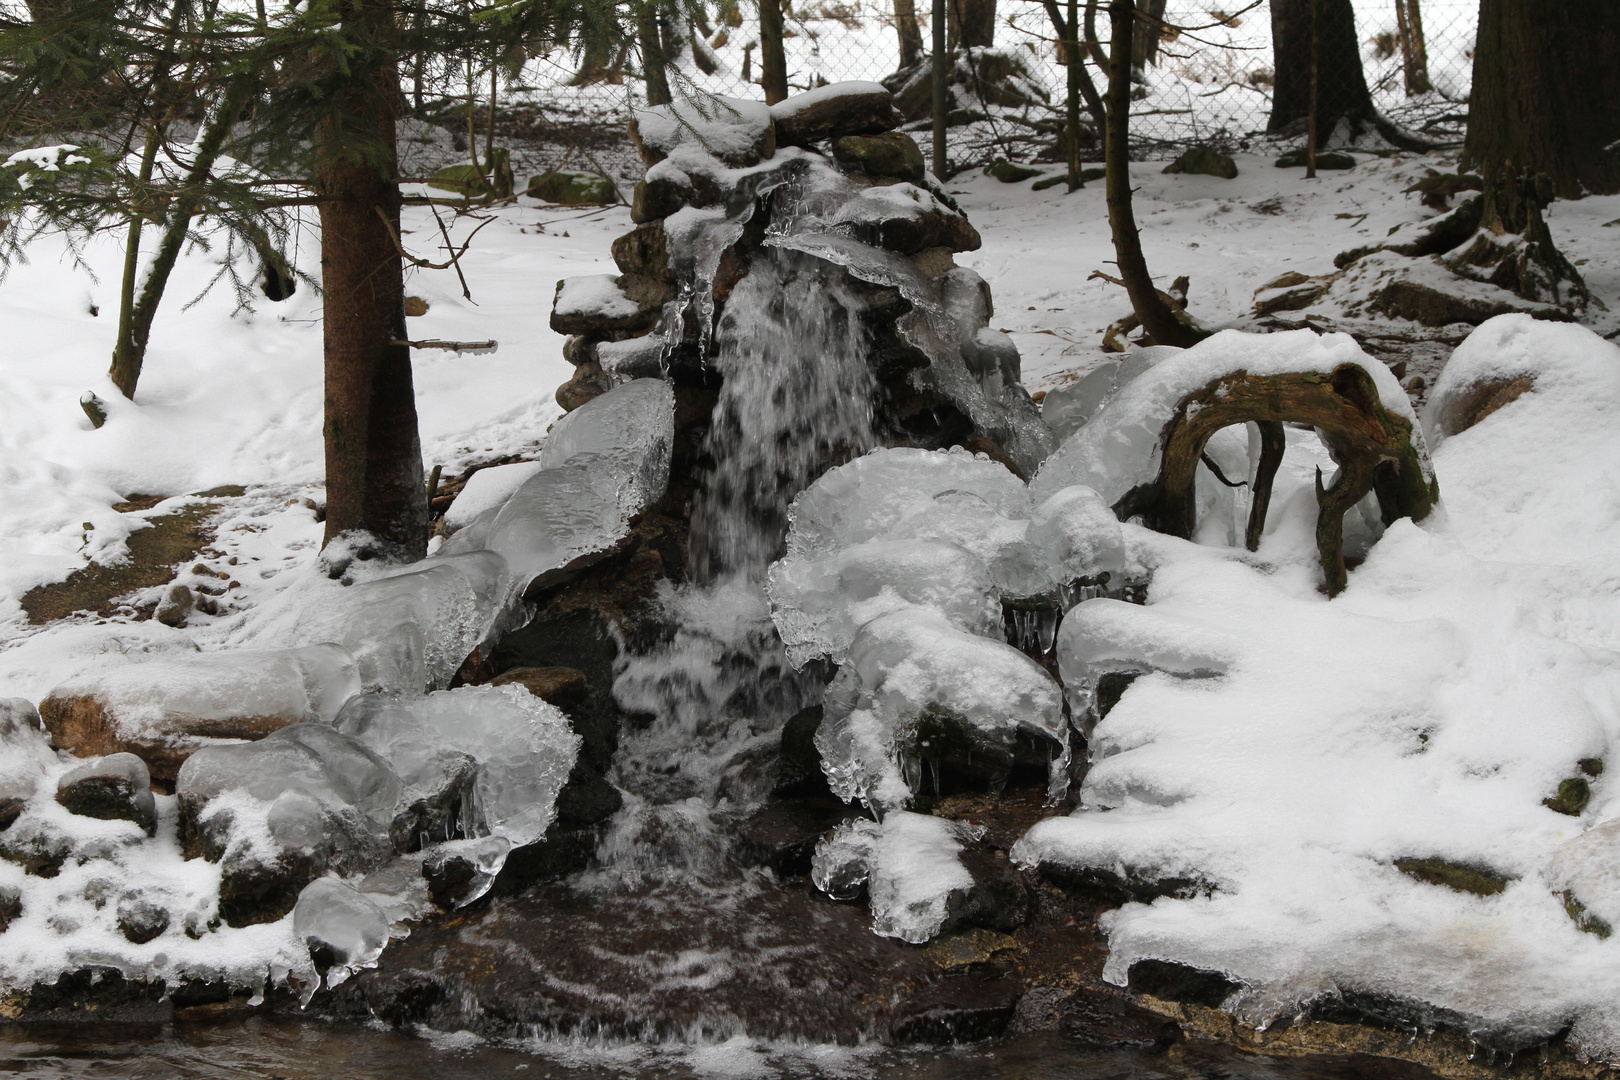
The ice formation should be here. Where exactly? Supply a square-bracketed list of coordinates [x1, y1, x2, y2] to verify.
[292, 876, 391, 986]
[441, 462, 544, 533]
[1010, 318, 1620, 1056]
[810, 812, 985, 943]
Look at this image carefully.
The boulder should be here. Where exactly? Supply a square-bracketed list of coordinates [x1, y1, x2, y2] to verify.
[56, 753, 156, 835]
[771, 81, 904, 146]
[561, 335, 597, 367]
[38, 645, 359, 784]
[1126, 958, 1240, 1008]
[631, 175, 689, 223]
[551, 759, 623, 828]
[155, 583, 192, 627]
[1162, 146, 1237, 179]
[526, 170, 617, 205]
[833, 131, 926, 184]
[556, 360, 612, 412]
[839, 185, 981, 255]
[1251, 269, 1336, 315]
[116, 897, 170, 944]
[487, 666, 588, 709]
[629, 96, 775, 167]
[549, 275, 655, 336]
[1059, 988, 1183, 1051]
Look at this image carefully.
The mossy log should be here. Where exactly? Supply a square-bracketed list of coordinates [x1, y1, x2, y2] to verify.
[1117, 364, 1436, 596]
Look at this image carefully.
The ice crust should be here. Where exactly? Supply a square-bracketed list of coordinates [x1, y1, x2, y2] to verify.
[1009, 318, 1620, 1056]
[292, 876, 390, 986]
[810, 812, 983, 943]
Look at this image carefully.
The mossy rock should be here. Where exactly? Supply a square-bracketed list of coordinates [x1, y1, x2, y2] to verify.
[1163, 146, 1238, 179]
[985, 159, 1041, 183]
[1580, 757, 1604, 777]
[1562, 890, 1613, 939]
[527, 170, 618, 206]
[1544, 777, 1591, 817]
[832, 131, 925, 184]
[1394, 857, 1511, 896]
[428, 162, 490, 198]
[1276, 148, 1356, 170]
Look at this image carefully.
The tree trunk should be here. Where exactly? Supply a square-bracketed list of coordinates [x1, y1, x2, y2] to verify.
[316, 3, 426, 561]
[1394, 0, 1431, 96]
[1465, 0, 1620, 201]
[947, 0, 994, 49]
[1104, 0, 1202, 349]
[638, 1, 671, 105]
[759, 0, 788, 104]
[893, 0, 923, 67]
[1267, 0, 1373, 139]
[1131, 0, 1165, 71]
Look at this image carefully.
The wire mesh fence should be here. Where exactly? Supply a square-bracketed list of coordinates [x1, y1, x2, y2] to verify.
[505, 0, 1476, 171]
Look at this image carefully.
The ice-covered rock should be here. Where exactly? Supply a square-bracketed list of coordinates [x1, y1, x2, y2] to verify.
[769, 81, 902, 146]
[882, 490, 1043, 598]
[811, 812, 984, 943]
[1027, 486, 1127, 594]
[0, 699, 53, 803]
[334, 684, 579, 848]
[536, 377, 675, 517]
[55, 753, 155, 834]
[1549, 821, 1620, 937]
[550, 274, 647, 334]
[596, 334, 667, 382]
[422, 834, 512, 909]
[38, 645, 361, 781]
[293, 877, 390, 986]
[442, 462, 544, 534]
[630, 94, 776, 167]
[815, 607, 1067, 813]
[768, 538, 1000, 666]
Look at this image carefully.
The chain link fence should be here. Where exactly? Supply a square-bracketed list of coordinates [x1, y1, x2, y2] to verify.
[497, 0, 1474, 178]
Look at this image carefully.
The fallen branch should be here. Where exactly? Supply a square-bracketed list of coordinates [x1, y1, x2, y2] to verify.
[391, 338, 499, 354]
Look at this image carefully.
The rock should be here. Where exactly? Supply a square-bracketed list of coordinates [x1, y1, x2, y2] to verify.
[427, 162, 489, 197]
[775, 704, 826, 795]
[770, 81, 903, 146]
[0, 884, 19, 932]
[832, 131, 926, 184]
[1394, 856, 1512, 895]
[1425, 372, 1536, 439]
[561, 335, 597, 367]
[923, 927, 1021, 970]
[629, 96, 775, 167]
[556, 360, 612, 412]
[597, 335, 668, 382]
[985, 159, 1041, 183]
[631, 175, 688, 223]
[1276, 148, 1356, 169]
[294, 877, 390, 973]
[1545, 777, 1591, 816]
[404, 296, 429, 317]
[946, 845, 1030, 933]
[886, 51, 1048, 124]
[890, 969, 1022, 1043]
[1367, 275, 1571, 328]
[155, 583, 193, 627]
[0, 798, 23, 832]
[552, 759, 623, 828]
[1126, 958, 1240, 1008]
[1162, 146, 1238, 179]
[421, 836, 510, 910]
[549, 275, 655, 336]
[1059, 988, 1182, 1051]
[56, 753, 156, 835]
[38, 645, 360, 784]
[488, 666, 589, 709]
[1335, 195, 1483, 270]
[1251, 269, 1336, 315]
[526, 170, 617, 205]
[733, 801, 848, 877]
[840, 187, 981, 255]
[116, 897, 170, 944]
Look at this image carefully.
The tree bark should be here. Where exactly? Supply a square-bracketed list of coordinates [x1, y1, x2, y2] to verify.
[947, 0, 994, 49]
[1394, 0, 1431, 96]
[316, 0, 426, 560]
[638, 1, 671, 105]
[1267, 0, 1373, 139]
[1104, 0, 1202, 348]
[759, 0, 788, 104]
[1464, 0, 1620, 200]
[893, 0, 923, 68]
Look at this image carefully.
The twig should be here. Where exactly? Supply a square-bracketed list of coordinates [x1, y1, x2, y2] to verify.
[391, 338, 499, 353]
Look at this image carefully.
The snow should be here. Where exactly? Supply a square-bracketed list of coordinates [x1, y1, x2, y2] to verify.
[552, 274, 641, 323]
[810, 811, 982, 943]
[767, 81, 890, 120]
[632, 95, 773, 163]
[1011, 317, 1620, 1052]
[442, 462, 543, 533]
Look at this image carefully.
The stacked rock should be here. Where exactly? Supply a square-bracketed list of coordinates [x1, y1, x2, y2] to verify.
[549, 81, 1050, 476]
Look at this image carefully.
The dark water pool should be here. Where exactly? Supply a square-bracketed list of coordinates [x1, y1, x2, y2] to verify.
[0, 1019, 1442, 1080]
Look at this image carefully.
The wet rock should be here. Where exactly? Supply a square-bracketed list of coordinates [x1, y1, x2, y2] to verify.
[116, 896, 170, 944]
[923, 927, 1021, 971]
[1162, 146, 1238, 179]
[1276, 148, 1356, 169]
[389, 750, 476, 851]
[526, 170, 617, 205]
[733, 801, 849, 877]
[864, 201, 982, 256]
[491, 609, 625, 774]
[155, 583, 193, 627]
[1037, 858, 1209, 906]
[611, 223, 675, 283]
[1393, 856, 1512, 895]
[770, 82, 903, 146]
[0, 798, 23, 832]
[1126, 958, 1240, 1008]
[890, 969, 1022, 1043]
[631, 175, 688, 223]
[490, 823, 602, 895]
[1058, 987, 1182, 1052]
[488, 666, 589, 710]
[56, 753, 156, 835]
[5, 967, 173, 1022]
[985, 159, 1041, 183]
[552, 759, 622, 827]
[946, 846, 1030, 933]
[832, 131, 925, 184]
[556, 360, 612, 412]
[775, 704, 826, 795]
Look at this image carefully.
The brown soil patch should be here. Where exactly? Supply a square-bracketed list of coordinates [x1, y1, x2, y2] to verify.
[20, 486, 244, 625]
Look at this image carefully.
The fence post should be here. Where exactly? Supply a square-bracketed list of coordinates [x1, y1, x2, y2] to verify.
[931, 0, 947, 176]
[760, 0, 789, 104]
